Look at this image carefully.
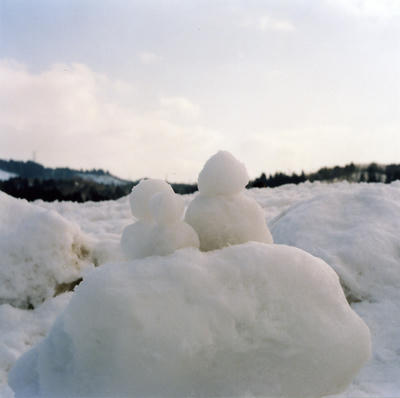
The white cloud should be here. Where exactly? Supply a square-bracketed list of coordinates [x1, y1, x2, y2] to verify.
[326, 0, 400, 19]
[257, 15, 295, 32]
[159, 97, 201, 120]
[0, 60, 222, 182]
[138, 51, 162, 65]
[241, 14, 295, 32]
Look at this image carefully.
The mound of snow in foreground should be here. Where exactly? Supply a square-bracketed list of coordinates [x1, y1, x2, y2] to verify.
[9, 243, 371, 398]
[0, 192, 93, 308]
[270, 184, 400, 301]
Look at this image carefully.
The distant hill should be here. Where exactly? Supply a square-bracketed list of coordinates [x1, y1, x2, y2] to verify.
[0, 159, 198, 202]
[0, 159, 128, 185]
[2, 159, 400, 202]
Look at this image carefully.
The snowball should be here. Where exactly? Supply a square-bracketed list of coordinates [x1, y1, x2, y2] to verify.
[270, 185, 400, 301]
[150, 190, 185, 225]
[129, 179, 174, 221]
[185, 191, 273, 251]
[198, 151, 249, 195]
[9, 243, 371, 398]
[0, 192, 92, 309]
[121, 220, 199, 260]
[120, 221, 154, 260]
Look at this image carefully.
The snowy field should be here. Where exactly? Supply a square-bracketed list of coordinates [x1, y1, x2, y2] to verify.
[0, 170, 17, 181]
[1, 178, 400, 397]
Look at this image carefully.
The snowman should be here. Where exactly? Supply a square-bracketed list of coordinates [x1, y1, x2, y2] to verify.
[121, 179, 199, 259]
[185, 151, 273, 251]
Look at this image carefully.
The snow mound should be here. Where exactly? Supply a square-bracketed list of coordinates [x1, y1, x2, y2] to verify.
[129, 179, 174, 221]
[198, 150, 249, 196]
[186, 151, 273, 250]
[9, 243, 371, 398]
[0, 192, 93, 308]
[270, 184, 400, 301]
[122, 180, 199, 259]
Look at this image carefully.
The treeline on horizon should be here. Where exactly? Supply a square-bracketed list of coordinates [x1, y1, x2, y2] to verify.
[0, 159, 115, 180]
[1, 159, 400, 203]
[248, 162, 400, 188]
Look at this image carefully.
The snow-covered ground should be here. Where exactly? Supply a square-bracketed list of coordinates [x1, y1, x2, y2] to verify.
[1, 181, 400, 397]
[0, 170, 17, 181]
[77, 172, 129, 185]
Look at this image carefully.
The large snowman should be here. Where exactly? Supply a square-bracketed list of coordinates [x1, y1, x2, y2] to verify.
[185, 150, 273, 251]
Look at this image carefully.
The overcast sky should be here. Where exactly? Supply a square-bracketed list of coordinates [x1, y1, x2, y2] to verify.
[0, 0, 399, 182]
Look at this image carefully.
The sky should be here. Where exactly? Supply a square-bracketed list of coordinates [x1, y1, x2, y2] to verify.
[0, 0, 399, 182]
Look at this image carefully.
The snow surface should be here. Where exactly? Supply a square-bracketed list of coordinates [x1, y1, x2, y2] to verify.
[0, 170, 17, 181]
[1, 181, 400, 397]
[0, 192, 93, 308]
[270, 185, 400, 302]
[10, 243, 370, 398]
[76, 172, 128, 186]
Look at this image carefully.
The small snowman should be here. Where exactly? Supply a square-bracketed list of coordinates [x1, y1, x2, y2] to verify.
[185, 151, 273, 251]
[121, 179, 199, 259]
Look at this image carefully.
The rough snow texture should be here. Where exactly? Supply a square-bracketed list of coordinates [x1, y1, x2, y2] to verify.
[0, 293, 72, 387]
[122, 180, 199, 259]
[186, 151, 273, 250]
[9, 243, 371, 398]
[3, 181, 400, 397]
[0, 192, 93, 308]
[270, 184, 400, 302]
[197, 151, 249, 196]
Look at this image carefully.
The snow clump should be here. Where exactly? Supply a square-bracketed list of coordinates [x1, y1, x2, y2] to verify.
[0, 192, 92, 309]
[121, 179, 199, 259]
[271, 185, 400, 302]
[9, 243, 371, 398]
[185, 151, 273, 251]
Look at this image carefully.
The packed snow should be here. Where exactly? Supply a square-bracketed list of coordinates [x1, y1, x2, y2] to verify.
[0, 192, 93, 308]
[270, 185, 400, 302]
[0, 152, 399, 397]
[9, 244, 370, 398]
